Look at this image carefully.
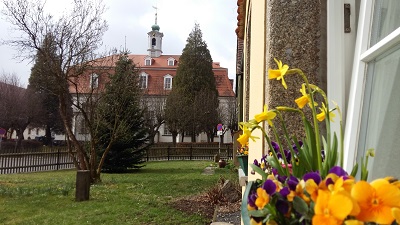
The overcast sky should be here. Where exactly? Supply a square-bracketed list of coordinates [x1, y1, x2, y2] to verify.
[0, 0, 238, 87]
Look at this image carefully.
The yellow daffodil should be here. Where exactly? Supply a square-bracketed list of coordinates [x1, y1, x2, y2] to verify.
[254, 104, 276, 126]
[255, 187, 270, 209]
[294, 84, 317, 109]
[316, 102, 336, 122]
[237, 124, 259, 147]
[351, 179, 400, 224]
[268, 58, 289, 89]
[313, 190, 353, 225]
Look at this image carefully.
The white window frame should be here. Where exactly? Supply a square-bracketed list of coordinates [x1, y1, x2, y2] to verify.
[139, 72, 148, 89]
[163, 125, 172, 135]
[144, 57, 152, 66]
[344, 0, 400, 172]
[167, 57, 175, 66]
[164, 74, 173, 90]
[90, 73, 99, 89]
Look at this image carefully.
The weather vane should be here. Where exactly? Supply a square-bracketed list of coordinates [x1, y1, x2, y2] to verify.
[152, 5, 158, 25]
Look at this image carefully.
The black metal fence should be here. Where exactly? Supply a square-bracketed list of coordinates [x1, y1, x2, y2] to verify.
[0, 147, 76, 174]
[0, 144, 234, 174]
[145, 146, 233, 161]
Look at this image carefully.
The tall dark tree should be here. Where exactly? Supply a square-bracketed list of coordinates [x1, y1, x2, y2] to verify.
[95, 52, 149, 173]
[29, 34, 67, 145]
[165, 23, 219, 142]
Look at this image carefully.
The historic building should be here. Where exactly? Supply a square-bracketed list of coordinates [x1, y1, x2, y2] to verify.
[72, 19, 236, 143]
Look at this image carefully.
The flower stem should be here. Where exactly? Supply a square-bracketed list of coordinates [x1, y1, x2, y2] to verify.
[289, 69, 322, 173]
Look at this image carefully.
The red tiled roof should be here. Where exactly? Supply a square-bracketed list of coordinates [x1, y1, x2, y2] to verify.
[73, 54, 235, 97]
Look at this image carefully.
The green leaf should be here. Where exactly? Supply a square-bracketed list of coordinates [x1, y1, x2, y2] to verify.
[293, 196, 309, 215]
[250, 164, 268, 181]
[350, 163, 358, 177]
[266, 156, 286, 176]
[241, 181, 253, 225]
[248, 208, 270, 218]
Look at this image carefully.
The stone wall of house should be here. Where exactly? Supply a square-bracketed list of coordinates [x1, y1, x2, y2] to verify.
[266, 0, 327, 143]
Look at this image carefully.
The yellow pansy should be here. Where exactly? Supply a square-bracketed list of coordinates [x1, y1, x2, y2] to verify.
[255, 187, 270, 209]
[313, 190, 353, 225]
[351, 179, 400, 224]
[316, 102, 336, 122]
[254, 104, 276, 126]
[268, 58, 289, 89]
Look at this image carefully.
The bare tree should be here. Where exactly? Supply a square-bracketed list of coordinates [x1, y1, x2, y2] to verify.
[219, 97, 238, 143]
[140, 79, 168, 144]
[1, 0, 109, 182]
[0, 73, 42, 148]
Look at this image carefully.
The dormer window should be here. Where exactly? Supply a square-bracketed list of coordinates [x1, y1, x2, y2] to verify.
[164, 74, 173, 90]
[167, 57, 175, 66]
[90, 73, 99, 89]
[144, 57, 152, 66]
[139, 72, 148, 89]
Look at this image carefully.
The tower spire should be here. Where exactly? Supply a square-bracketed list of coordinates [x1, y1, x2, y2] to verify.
[152, 6, 158, 25]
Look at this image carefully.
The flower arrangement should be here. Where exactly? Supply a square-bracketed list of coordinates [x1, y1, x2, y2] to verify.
[237, 144, 249, 156]
[238, 59, 400, 225]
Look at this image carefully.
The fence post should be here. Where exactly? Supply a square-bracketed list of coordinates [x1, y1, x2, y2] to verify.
[57, 148, 60, 170]
[75, 170, 90, 201]
[190, 145, 192, 160]
[167, 146, 170, 161]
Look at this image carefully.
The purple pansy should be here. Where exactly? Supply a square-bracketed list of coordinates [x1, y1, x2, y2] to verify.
[329, 166, 348, 177]
[262, 179, 276, 195]
[303, 171, 321, 185]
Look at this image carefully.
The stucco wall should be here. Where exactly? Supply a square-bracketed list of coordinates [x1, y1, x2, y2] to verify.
[266, 0, 327, 142]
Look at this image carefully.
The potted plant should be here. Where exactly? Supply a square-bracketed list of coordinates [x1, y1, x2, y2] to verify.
[238, 59, 400, 225]
[236, 144, 249, 176]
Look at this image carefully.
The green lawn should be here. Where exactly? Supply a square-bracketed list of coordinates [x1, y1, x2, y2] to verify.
[0, 161, 238, 225]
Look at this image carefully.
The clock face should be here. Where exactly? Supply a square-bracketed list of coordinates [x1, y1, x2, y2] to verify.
[152, 33, 156, 37]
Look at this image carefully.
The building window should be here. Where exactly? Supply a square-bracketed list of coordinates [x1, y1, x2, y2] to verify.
[345, 0, 400, 179]
[90, 73, 99, 89]
[145, 58, 152, 66]
[167, 58, 175, 66]
[163, 126, 172, 135]
[164, 74, 172, 90]
[139, 73, 148, 89]
[36, 128, 39, 135]
[79, 117, 88, 134]
[152, 38, 156, 47]
[28, 128, 32, 135]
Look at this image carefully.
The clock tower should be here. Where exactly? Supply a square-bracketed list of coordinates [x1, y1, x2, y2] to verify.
[147, 7, 163, 58]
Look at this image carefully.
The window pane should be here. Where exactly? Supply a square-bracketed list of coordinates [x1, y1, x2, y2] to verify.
[370, 0, 400, 46]
[357, 44, 400, 179]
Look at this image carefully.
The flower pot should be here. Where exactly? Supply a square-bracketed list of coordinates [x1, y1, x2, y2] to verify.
[218, 159, 226, 168]
[237, 155, 248, 176]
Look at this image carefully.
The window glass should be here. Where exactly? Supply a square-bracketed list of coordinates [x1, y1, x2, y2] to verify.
[140, 74, 147, 89]
[90, 73, 99, 88]
[357, 43, 400, 179]
[370, 0, 400, 46]
[164, 77, 172, 89]
[168, 60, 174, 66]
[145, 59, 151, 66]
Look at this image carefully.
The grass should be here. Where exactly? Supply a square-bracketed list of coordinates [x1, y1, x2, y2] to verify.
[0, 160, 238, 225]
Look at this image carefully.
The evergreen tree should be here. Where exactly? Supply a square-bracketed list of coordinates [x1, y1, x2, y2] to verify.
[29, 34, 68, 145]
[95, 52, 149, 172]
[165, 23, 219, 142]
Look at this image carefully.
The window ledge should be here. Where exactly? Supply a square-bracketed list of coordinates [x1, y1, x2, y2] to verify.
[238, 168, 248, 186]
